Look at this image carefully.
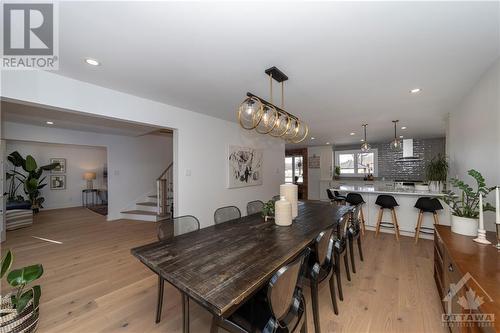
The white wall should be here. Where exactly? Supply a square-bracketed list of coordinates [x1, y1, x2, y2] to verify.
[307, 146, 333, 200]
[1, 70, 285, 228]
[6, 141, 107, 209]
[2, 122, 173, 220]
[447, 58, 500, 230]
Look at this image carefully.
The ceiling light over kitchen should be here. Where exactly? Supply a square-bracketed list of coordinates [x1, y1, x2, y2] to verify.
[311, 137, 315, 140]
[85, 58, 100, 66]
[410, 88, 421, 94]
[46, 121, 54, 125]
[326, 142, 330, 145]
[390, 120, 402, 151]
[360, 124, 370, 152]
[401, 126, 407, 130]
[350, 132, 355, 136]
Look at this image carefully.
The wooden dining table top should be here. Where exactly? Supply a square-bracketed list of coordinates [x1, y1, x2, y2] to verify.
[131, 201, 351, 317]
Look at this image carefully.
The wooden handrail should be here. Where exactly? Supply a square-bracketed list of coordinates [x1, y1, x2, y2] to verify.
[157, 162, 173, 181]
[157, 162, 173, 217]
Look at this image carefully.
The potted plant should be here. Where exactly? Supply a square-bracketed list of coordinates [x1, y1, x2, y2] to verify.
[425, 154, 448, 192]
[443, 169, 495, 236]
[334, 166, 341, 180]
[262, 200, 275, 221]
[0, 250, 44, 333]
[6, 152, 59, 213]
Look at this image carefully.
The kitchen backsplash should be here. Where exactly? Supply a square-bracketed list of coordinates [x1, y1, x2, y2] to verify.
[335, 137, 445, 181]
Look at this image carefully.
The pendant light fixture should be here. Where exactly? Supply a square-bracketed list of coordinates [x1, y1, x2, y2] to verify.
[390, 120, 402, 151]
[237, 67, 308, 143]
[360, 124, 371, 152]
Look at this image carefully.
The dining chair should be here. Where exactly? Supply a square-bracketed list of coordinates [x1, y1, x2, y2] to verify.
[210, 248, 310, 333]
[214, 206, 241, 224]
[271, 195, 281, 202]
[348, 205, 364, 274]
[333, 210, 351, 302]
[156, 215, 200, 324]
[306, 227, 338, 333]
[246, 200, 264, 215]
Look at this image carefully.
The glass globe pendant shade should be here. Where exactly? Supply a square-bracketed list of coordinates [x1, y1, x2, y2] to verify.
[269, 111, 291, 137]
[282, 118, 300, 141]
[390, 138, 402, 151]
[238, 97, 263, 130]
[290, 121, 309, 143]
[360, 141, 371, 152]
[255, 105, 279, 134]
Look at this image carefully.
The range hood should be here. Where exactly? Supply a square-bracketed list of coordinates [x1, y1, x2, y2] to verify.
[396, 139, 422, 161]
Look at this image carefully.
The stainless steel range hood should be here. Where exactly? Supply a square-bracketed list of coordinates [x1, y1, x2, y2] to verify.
[396, 139, 422, 161]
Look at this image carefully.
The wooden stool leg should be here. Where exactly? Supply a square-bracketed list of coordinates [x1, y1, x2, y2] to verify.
[360, 206, 366, 235]
[349, 237, 356, 274]
[210, 316, 219, 333]
[414, 210, 423, 244]
[433, 212, 439, 225]
[375, 208, 383, 237]
[391, 208, 400, 242]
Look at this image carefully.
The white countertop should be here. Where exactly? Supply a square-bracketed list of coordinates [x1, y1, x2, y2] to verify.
[332, 185, 445, 197]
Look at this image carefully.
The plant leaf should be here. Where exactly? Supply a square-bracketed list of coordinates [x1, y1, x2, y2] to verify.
[25, 155, 37, 172]
[1, 250, 13, 278]
[32, 285, 41, 309]
[7, 264, 44, 287]
[15, 289, 33, 314]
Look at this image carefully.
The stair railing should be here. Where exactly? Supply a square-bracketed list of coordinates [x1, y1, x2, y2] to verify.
[157, 162, 173, 217]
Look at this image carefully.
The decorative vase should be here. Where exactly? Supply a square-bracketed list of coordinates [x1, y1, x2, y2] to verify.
[429, 181, 443, 192]
[280, 184, 298, 219]
[451, 215, 478, 237]
[275, 196, 292, 226]
[0, 293, 39, 333]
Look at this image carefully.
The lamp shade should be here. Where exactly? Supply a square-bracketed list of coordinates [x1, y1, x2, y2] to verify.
[83, 172, 96, 180]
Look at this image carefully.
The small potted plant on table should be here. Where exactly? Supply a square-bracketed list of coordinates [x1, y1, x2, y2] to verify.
[444, 169, 495, 236]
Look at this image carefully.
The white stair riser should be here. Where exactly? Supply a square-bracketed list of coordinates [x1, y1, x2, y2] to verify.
[121, 213, 159, 222]
[135, 204, 158, 213]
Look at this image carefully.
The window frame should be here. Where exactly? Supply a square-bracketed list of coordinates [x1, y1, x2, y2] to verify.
[285, 155, 304, 184]
[334, 148, 378, 177]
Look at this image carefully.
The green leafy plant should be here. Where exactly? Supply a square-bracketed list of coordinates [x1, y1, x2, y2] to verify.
[262, 200, 275, 218]
[6, 151, 59, 211]
[1, 250, 43, 314]
[425, 154, 448, 182]
[443, 169, 495, 218]
[335, 166, 341, 177]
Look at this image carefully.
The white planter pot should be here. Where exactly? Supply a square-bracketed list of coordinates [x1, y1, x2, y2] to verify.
[451, 215, 478, 236]
[429, 181, 443, 192]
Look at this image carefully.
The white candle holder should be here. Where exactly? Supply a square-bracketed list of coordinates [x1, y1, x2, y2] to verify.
[473, 229, 491, 245]
[495, 223, 500, 250]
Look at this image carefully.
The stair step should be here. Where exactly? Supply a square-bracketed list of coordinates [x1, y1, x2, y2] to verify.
[148, 195, 174, 199]
[121, 210, 159, 216]
[136, 202, 157, 207]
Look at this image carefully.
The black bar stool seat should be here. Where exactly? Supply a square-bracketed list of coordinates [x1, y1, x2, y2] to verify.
[375, 195, 400, 241]
[414, 197, 443, 243]
[346, 193, 366, 235]
[327, 189, 346, 205]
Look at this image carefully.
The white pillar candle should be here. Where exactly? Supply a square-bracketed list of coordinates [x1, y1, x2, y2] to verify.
[496, 186, 499, 225]
[275, 196, 292, 226]
[479, 193, 484, 230]
[280, 184, 298, 219]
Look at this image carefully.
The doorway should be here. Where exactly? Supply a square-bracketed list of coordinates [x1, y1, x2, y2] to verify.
[285, 148, 308, 200]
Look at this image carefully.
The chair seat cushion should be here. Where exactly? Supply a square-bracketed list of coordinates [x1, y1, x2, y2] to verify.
[375, 195, 399, 209]
[346, 193, 365, 205]
[414, 197, 443, 212]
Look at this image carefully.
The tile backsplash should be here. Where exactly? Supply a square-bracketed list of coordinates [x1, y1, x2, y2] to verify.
[335, 138, 445, 181]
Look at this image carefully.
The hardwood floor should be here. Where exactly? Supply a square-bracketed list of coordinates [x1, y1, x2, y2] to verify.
[1, 207, 446, 333]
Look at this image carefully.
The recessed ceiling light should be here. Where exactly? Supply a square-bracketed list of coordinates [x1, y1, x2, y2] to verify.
[326, 142, 330, 145]
[360, 139, 365, 142]
[350, 132, 355, 136]
[46, 121, 54, 125]
[401, 126, 407, 130]
[410, 88, 421, 94]
[85, 58, 100, 66]
[399, 135, 404, 139]
[311, 137, 315, 140]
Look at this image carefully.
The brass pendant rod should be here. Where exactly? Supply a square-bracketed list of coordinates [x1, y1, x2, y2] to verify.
[281, 81, 284, 109]
[246, 92, 298, 120]
[269, 73, 273, 104]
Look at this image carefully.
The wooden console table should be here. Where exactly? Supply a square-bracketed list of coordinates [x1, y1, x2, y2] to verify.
[434, 225, 499, 333]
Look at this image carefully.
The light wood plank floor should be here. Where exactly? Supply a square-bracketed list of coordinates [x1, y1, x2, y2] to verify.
[1, 207, 447, 333]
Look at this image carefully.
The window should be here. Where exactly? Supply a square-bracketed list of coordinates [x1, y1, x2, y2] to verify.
[335, 149, 378, 177]
[285, 156, 303, 183]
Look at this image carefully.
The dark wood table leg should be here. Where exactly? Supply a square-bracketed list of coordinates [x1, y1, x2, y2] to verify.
[182, 293, 189, 333]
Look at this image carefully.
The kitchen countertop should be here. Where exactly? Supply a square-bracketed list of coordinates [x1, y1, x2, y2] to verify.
[332, 184, 445, 197]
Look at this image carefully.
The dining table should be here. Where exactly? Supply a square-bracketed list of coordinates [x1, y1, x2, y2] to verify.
[131, 201, 352, 333]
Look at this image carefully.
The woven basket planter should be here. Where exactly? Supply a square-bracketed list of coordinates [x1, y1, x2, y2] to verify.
[0, 293, 39, 333]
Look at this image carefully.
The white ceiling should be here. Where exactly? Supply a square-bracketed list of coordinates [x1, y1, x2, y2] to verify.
[1, 101, 164, 136]
[54, 1, 499, 146]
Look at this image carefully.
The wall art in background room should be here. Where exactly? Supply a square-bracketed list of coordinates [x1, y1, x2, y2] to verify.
[50, 175, 66, 190]
[228, 145, 263, 188]
[50, 158, 66, 173]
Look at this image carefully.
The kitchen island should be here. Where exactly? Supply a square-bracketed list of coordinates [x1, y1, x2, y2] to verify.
[332, 184, 451, 240]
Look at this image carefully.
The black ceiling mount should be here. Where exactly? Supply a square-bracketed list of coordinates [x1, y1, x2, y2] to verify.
[265, 66, 288, 82]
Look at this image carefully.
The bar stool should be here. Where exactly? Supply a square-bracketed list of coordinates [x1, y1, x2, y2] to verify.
[346, 193, 366, 235]
[375, 195, 400, 241]
[414, 197, 443, 244]
[326, 189, 346, 206]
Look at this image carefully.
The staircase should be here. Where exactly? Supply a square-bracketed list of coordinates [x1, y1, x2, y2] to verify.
[121, 163, 173, 222]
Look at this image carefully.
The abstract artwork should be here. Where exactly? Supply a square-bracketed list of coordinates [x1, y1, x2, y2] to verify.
[228, 145, 263, 188]
[50, 158, 66, 173]
[50, 175, 66, 190]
